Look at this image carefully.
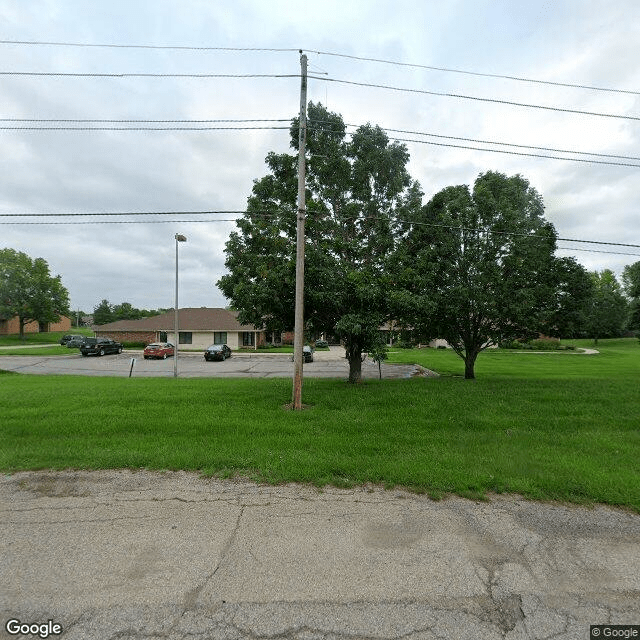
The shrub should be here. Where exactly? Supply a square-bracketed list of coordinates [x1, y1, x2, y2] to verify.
[500, 338, 574, 351]
[122, 341, 147, 349]
[314, 339, 328, 348]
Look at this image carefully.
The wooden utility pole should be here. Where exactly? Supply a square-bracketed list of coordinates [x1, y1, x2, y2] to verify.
[292, 52, 308, 410]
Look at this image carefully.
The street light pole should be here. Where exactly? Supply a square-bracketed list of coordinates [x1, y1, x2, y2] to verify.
[174, 233, 187, 378]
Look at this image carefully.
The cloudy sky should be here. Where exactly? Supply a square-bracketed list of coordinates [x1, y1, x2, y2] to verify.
[1, 0, 639, 313]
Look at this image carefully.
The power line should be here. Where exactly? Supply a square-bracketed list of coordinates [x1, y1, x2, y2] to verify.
[338, 123, 640, 163]
[310, 75, 640, 122]
[304, 49, 640, 97]
[557, 246, 640, 257]
[2, 40, 636, 96]
[0, 210, 246, 217]
[1, 209, 639, 249]
[306, 125, 640, 168]
[0, 71, 297, 79]
[3, 115, 638, 166]
[2, 217, 638, 257]
[0, 125, 290, 131]
[0, 40, 299, 52]
[0, 118, 291, 123]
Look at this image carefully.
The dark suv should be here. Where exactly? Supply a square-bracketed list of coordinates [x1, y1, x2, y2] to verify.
[80, 338, 123, 357]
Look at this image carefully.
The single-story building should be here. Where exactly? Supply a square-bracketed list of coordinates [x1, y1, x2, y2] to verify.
[0, 315, 72, 335]
[94, 308, 267, 350]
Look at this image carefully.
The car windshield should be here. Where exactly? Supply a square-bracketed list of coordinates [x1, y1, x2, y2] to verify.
[84, 338, 97, 344]
[146, 344, 161, 348]
[208, 345, 222, 350]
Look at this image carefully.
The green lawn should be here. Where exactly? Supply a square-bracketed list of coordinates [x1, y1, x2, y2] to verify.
[0, 328, 92, 347]
[0, 346, 78, 356]
[1, 339, 638, 511]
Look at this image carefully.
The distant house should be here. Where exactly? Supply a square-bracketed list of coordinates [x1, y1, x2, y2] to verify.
[0, 315, 72, 336]
[93, 307, 266, 350]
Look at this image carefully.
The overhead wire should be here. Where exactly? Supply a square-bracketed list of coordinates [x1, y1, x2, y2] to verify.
[0, 71, 298, 78]
[308, 75, 640, 122]
[1, 39, 636, 96]
[303, 49, 640, 96]
[0, 40, 300, 53]
[1, 208, 638, 249]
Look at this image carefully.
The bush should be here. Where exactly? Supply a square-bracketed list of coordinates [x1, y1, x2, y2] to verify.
[314, 339, 328, 348]
[500, 339, 574, 351]
[398, 340, 415, 349]
[121, 341, 147, 349]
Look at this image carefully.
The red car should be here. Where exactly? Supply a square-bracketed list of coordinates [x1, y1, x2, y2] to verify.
[143, 342, 175, 360]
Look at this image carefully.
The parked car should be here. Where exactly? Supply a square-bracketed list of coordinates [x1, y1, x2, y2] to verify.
[204, 344, 232, 361]
[66, 335, 87, 348]
[290, 346, 314, 363]
[60, 334, 84, 346]
[80, 337, 123, 357]
[143, 342, 174, 360]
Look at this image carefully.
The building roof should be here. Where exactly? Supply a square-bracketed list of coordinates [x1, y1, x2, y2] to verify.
[94, 308, 260, 332]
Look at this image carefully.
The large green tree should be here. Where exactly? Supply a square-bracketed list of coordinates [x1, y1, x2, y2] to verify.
[0, 248, 70, 338]
[93, 299, 113, 325]
[586, 269, 628, 344]
[217, 102, 422, 383]
[544, 257, 594, 338]
[622, 261, 640, 334]
[396, 172, 560, 379]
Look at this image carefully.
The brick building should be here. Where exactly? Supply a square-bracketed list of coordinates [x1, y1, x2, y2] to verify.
[94, 308, 268, 350]
[0, 315, 72, 335]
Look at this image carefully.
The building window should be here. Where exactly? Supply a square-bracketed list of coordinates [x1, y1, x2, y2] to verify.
[179, 332, 192, 344]
[242, 332, 255, 346]
[213, 332, 227, 344]
[159, 332, 168, 342]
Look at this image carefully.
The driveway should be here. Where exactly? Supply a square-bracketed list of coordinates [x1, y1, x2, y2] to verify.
[0, 346, 431, 380]
[2, 470, 638, 640]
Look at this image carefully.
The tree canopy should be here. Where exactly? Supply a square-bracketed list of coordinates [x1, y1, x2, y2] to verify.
[217, 102, 422, 383]
[0, 248, 70, 338]
[395, 171, 561, 379]
[586, 269, 628, 343]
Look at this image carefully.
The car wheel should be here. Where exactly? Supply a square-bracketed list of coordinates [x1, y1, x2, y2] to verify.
[163, 353, 167, 359]
[99, 349, 105, 357]
[118, 347, 123, 354]
[221, 354, 226, 361]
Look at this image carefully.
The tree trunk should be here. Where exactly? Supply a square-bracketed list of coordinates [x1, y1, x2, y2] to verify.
[19, 317, 26, 340]
[348, 352, 362, 384]
[464, 352, 477, 380]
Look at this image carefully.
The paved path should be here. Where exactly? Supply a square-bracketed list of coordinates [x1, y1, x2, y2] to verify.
[0, 346, 432, 380]
[1, 470, 638, 640]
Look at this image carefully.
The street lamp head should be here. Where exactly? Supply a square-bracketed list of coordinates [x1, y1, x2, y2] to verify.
[175, 234, 187, 242]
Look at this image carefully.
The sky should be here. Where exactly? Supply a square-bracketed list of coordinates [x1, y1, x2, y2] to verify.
[1, 0, 639, 313]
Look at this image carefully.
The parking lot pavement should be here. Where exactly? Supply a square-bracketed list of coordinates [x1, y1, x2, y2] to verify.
[0, 350, 431, 380]
[2, 470, 639, 640]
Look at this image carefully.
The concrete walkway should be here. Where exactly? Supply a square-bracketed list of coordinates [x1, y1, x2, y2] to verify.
[2, 470, 638, 640]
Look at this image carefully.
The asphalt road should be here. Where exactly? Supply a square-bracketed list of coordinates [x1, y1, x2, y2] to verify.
[0, 347, 429, 379]
[2, 470, 639, 640]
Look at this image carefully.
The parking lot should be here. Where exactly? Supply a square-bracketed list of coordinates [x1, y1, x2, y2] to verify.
[0, 347, 430, 379]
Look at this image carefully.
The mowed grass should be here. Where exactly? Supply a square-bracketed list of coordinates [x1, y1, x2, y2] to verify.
[0, 346, 77, 356]
[1, 339, 638, 511]
[0, 328, 92, 346]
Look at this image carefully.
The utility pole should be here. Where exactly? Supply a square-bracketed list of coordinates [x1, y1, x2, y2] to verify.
[292, 52, 307, 410]
[174, 233, 187, 378]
